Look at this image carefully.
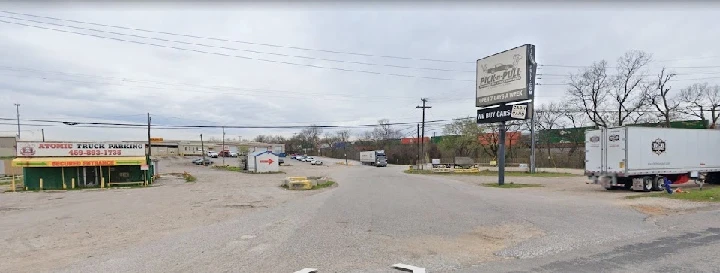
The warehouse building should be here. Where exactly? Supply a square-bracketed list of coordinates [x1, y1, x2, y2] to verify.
[12, 141, 154, 190]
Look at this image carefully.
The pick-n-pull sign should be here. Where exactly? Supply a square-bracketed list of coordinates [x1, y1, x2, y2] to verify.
[392, 263, 426, 273]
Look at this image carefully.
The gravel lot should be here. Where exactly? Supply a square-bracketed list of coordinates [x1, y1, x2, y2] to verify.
[2, 157, 719, 272]
[0, 156, 333, 273]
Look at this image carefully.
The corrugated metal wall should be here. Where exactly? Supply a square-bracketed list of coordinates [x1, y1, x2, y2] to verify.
[1, 160, 21, 175]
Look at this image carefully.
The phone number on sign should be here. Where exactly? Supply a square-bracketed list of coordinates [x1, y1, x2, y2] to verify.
[68, 150, 123, 156]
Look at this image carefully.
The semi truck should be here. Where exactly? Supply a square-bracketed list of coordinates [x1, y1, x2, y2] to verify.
[360, 150, 388, 167]
[585, 126, 720, 191]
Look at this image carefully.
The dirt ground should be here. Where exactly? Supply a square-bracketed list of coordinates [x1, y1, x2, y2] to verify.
[2, 159, 718, 272]
[439, 172, 720, 217]
[0, 156, 334, 273]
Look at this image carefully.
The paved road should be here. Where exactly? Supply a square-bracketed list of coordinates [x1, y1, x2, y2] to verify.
[55, 158, 720, 272]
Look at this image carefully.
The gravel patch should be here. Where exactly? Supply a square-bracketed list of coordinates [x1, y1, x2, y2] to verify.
[0, 156, 336, 273]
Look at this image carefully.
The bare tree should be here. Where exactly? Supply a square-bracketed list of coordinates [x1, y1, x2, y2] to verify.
[610, 50, 653, 126]
[567, 50, 653, 127]
[335, 130, 351, 143]
[253, 135, 270, 143]
[679, 83, 720, 129]
[477, 121, 523, 160]
[371, 119, 403, 140]
[642, 68, 680, 127]
[533, 102, 566, 166]
[567, 60, 612, 128]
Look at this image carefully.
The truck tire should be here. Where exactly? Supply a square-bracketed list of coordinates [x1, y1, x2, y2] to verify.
[642, 177, 652, 192]
[651, 176, 663, 191]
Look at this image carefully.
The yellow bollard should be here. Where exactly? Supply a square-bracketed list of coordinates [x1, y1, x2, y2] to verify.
[71, 178, 75, 189]
[11, 175, 16, 192]
[101, 177, 105, 189]
[39, 178, 43, 190]
[62, 167, 67, 190]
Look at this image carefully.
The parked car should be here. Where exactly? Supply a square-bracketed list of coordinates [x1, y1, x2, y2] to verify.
[207, 151, 219, 158]
[311, 159, 323, 165]
[279, 158, 285, 165]
[296, 156, 306, 161]
[303, 156, 315, 162]
[218, 151, 238, 157]
[192, 158, 213, 165]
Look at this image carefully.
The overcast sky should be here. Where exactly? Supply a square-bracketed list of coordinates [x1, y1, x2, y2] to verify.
[1, 3, 719, 141]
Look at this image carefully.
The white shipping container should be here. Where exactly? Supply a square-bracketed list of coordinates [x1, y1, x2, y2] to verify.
[586, 127, 720, 176]
[584, 129, 603, 175]
[359, 151, 376, 163]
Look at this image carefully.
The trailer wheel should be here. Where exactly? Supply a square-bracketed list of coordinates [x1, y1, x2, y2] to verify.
[651, 176, 663, 191]
[642, 177, 653, 192]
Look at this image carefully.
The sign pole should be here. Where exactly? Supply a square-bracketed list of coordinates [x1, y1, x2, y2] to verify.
[498, 121, 506, 186]
[530, 111, 536, 173]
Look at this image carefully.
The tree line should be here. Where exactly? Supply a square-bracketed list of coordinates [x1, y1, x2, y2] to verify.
[253, 50, 720, 168]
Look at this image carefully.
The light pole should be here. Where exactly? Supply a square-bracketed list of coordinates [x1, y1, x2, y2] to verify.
[14, 103, 20, 139]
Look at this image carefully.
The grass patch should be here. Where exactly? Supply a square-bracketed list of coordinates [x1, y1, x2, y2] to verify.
[242, 171, 286, 174]
[183, 172, 197, 182]
[403, 169, 577, 177]
[213, 165, 243, 172]
[626, 186, 720, 202]
[481, 183, 543, 188]
[312, 180, 335, 190]
[213, 165, 285, 174]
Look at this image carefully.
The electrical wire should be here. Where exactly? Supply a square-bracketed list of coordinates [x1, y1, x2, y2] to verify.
[0, 72, 424, 103]
[0, 17, 474, 82]
[0, 116, 449, 129]
[0, 14, 475, 74]
[0, 10, 475, 65]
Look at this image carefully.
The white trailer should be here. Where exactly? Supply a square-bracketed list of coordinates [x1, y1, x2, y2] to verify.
[359, 150, 387, 167]
[586, 127, 720, 191]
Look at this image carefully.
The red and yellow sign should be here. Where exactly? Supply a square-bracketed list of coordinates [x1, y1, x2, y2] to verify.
[12, 157, 146, 167]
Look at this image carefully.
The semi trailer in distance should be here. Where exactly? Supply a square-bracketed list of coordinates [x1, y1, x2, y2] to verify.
[360, 150, 388, 167]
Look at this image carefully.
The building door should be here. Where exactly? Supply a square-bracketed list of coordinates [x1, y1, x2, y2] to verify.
[84, 166, 99, 186]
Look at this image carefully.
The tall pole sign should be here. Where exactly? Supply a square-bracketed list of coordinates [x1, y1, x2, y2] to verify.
[475, 44, 536, 185]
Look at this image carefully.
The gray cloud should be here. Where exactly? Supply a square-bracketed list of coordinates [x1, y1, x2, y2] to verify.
[1, 4, 719, 141]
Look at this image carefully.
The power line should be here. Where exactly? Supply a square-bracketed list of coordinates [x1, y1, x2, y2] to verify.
[0, 17, 474, 82]
[541, 64, 720, 70]
[0, 116, 449, 130]
[0, 71, 426, 103]
[0, 14, 475, 74]
[0, 10, 475, 65]
[0, 65, 472, 103]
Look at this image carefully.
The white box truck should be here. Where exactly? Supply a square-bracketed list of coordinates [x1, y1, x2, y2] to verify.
[359, 150, 388, 167]
[586, 127, 720, 191]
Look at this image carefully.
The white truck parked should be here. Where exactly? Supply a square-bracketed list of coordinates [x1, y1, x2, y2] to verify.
[585, 126, 720, 191]
[359, 150, 388, 167]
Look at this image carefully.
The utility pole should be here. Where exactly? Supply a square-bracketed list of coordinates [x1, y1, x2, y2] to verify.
[41, 129, 45, 141]
[416, 123, 420, 167]
[416, 98, 431, 170]
[200, 134, 206, 164]
[498, 121, 507, 186]
[222, 126, 226, 166]
[14, 103, 20, 139]
[147, 113, 152, 183]
[147, 113, 152, 158]
[530, 113, 536, 173]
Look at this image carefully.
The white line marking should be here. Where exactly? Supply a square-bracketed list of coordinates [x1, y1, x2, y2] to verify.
[392, 263, 426, 273]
